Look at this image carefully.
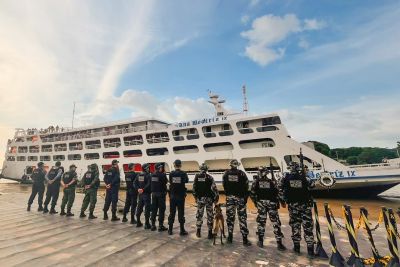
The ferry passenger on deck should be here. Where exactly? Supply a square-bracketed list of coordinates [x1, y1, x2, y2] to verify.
[150, 162, 168, 232]
[43, 161, 64, 214]
[60, 164, 78, 217]
[168, 159, 189, 236]
[134, 163, 151, 229]
[122, 163, 138, 224]
[103, 160, 121, 221]
[27, 162, 47, 212]
[79, 164, 100, 219]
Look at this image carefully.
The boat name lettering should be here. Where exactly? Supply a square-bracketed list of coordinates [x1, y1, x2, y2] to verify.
[176, 116, 228, 128]
[308, 170, 357, 179]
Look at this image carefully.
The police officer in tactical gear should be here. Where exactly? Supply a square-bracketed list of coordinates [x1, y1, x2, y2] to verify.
[280, 161, 315, 257]
[43, 161, 64, 214]
[79, 164, 100, 219]
[168, 159, 189, 236]
[134, 163, 152, 229]
[193, 163, 219, 239]
[122, 163, 138, 224]
[222, 159, 251, 246]
[27, 162, 47, 212]
[60, 164, 78, 216]
[250, 166, 286, 250]
[150, 163, 168, 232]
[103, 159, 121, 221]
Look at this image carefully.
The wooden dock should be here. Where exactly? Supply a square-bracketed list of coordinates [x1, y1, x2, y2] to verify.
[0, 183, 393, 266]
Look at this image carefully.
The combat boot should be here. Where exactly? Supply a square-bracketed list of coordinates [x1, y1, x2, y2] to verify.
[293, 243, 301, 254]
[243, 235, 252, 247]
[49, 208, 58, 214]
[151, 222, 157, 231]
[80, 211, 86, 218]
[27, 205, 31, 212]
[89, 212, 97, 219]
[257, 235, 264, 248]
[277, 240, 287, 251]
[168, 224, 173, 235]
[60, 209, 66, 216]
[207, 229, 213, 240]
[307, 244, 315, 259]
[103, 211, 108, 220]
[66, 210, 74, 217]
[130, 217, 137, 224]
[196, 228, 201, 238]
[158, 225, 168, 232]
[43, 206, 49, 213]
[136, 217, 143, 227]
[38, 206, 43, 212]
[122, 213, 128, 223]
[227, 233, 233, 243]
[111, 211, 120, 221]
[179, 224, 188, 236]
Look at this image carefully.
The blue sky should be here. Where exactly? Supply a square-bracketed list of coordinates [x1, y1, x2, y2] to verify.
[0, 0, 399, 162]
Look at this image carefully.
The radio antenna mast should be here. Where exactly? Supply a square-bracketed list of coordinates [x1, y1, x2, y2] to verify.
[72, 101, 76, 129]
[242, 85, 249, 115]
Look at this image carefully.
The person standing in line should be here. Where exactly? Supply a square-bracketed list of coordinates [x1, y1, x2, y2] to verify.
[27, 162, 47, 212]
[150, 163, 168, 232]
[60, 164, 78, 217]
[103, 159, 121, 221]
[122, 163, 138, 224]
[43, 161, 64, 214]
[134, 163, 152, 229]
[79, 164, 100, 219]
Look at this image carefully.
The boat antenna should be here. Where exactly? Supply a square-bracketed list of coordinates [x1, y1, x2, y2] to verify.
[242, 85, 248, 115]
[72, 101, 76, 129]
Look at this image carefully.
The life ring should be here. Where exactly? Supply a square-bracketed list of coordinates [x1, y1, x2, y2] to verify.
[319, 172, 336, 188]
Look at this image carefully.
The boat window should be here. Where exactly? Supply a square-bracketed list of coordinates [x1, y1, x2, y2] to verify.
[17, 156, 26, 161]
[204, 142, 233, 152]
[146, 147, 169, 156]
[85, 140, 101, 149]
[173, 145, 199, 154]
[40, 155, 51, 161]
[18, 146, 28, 153]
[28, 156, 38, 161]
[104, 138, 121, 148]
[7, 156, 16, 161]
[146, 132, 170, 144]
[172, 130, 184, 141]
[15, 138, 25, 142]
[283, 155, 320, 169]
[68, 154, 82, 161]
[29, 146, 40, 153]
[26, 166, 34, 175]
[262, 116, 281, 126]
[179, 161, 199, 173]
[204, 159, 231, 172]
[54, 144, 67, 152]
[219, 124, 234, 136]
[123, 135, 143, 146]
[123, 150, 143, 158]
[241, 157, 280, 172]
[53, 155, 65, 161]
[69, 142, 83, 151]
[203, 126, 216, 138]
[236, 121, 253, 134]
[84, 153, 100, 160]
[103, 151, 120, 159]
[41, 145, 52, 152]
[8, 146, 17, 153]
[239, 138, 275, 149]
[256, 125, 279, 132]
[122, 163, 143, 172]
[187, 128, 199, 140]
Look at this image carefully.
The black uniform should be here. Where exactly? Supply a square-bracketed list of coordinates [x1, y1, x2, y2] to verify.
[134, 172, 151, 223]
[123, 171, 138, 221]
[168, 169, 189, 226]
[103, 167, 120, 214]
[28, 168, 47, 209]
[44, 166, 64, 210]
[150, 171, 168, 227]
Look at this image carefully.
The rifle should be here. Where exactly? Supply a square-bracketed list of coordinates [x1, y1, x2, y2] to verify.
[299, 148, 306, 179]
[270, 158, 276, 182]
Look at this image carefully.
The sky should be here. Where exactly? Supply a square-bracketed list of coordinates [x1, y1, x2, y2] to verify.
[1, 0, 399, 163]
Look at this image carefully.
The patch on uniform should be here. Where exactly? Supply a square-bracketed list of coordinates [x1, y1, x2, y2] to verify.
[138, 175, 145, 182]
[228, 175, 238, 182]
[152, 177, 159, 182]
[64, 174, 70, 179]
[107, 171, 112, 176]
[259, 181, 270, 189]
[289, 180, 302, 188]
[172, 177, 181, 183]
[197, 177, 206, 182]
[86, 173, 91, 178]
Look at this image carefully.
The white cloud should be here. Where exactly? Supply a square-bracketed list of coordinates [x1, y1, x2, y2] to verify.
[241, 15, 250, 25]
[298, 38, 310, 49]
[241, 14, 325, 66]
[303, 19, 326, 30]
[249, 0, 261, 7]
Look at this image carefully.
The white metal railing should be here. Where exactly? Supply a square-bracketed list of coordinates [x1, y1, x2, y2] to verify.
[146, 136, 170, 144]
[104, 142, 121, 148]
[86, 144, 101, 149]
[42, 148, 52, 152]
[349, 163, 397, 169]
[124, 140, 143, 146]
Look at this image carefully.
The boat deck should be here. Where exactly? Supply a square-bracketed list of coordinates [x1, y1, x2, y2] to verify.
[0, 183, 393, 267]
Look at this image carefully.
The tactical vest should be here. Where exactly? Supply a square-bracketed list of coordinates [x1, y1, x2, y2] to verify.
[194, 173, 213, 198]
[254, 177, 278, 201]
[223, 169, 248, 197]
[31, 169, 45, 185]
[48, 167, 59, 180]
[137, 172, 151, 193]
[83, 171, 99, 188]
[283, 173, 311, 203]
[151, 172, 167, 193]
[104, 169, 114, 185]
[169, 170, 187, 197]
[62, 171, 77, 188]
[125, 171, 137, 191]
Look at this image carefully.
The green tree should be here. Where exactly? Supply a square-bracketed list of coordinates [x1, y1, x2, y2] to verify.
[312, 141, 331, 156]
[346, 156, 358, 165]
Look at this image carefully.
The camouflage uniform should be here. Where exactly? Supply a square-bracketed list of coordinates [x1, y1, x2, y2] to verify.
[222, 167, 250, 238]
[250, 174, 283, 242]
[80, 166, 100, 216]
[60, 170, 78, 214]
[193, 172, 219, 231]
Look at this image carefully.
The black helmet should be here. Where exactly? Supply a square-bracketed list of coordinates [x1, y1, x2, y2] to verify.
[229, 159, 240, 168]
[112, 159, 119, 165]
[174, 159, 182, 167]
[55, 161, 61, 167]
[155, 162, 164, 170]
[142, 163, 150, 172]
[90, 164, 97, 170]
[37, 162, 44, 167]
[128, 163, 135, 169]
[70, 164, 77, 169]
[199, 163, 209, 172]
[289, 162, 300, 172]
[258, 166, 269, 177]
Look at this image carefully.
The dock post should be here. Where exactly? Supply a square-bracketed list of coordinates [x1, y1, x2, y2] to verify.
[360, 207, 384, 267]
[343, 205, 364, 267]
[387, 208, 400, 267]
[324, 203, 345, 267]
[313, 201, 328, 259]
